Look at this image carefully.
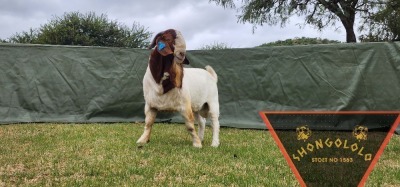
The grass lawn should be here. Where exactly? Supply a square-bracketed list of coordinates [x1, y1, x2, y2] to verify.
[0, 123, 399, 186]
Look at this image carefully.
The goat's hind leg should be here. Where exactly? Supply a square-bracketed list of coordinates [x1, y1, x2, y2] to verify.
[208, 102, 220, 147]
[194, 112, 206, 142]
[210, 113, 220, 147]
[137, 104, 157, 145]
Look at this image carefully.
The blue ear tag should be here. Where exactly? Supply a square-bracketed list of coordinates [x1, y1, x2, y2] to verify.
[157, 41, 166, 51]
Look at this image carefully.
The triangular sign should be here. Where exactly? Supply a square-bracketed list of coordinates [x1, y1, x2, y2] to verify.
[259, 111, 400, 187]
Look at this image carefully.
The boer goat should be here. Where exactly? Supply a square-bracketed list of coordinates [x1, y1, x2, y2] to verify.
[136, 29, 220, 148]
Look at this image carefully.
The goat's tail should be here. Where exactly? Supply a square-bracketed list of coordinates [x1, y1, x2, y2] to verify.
[205, 65, 218, 83]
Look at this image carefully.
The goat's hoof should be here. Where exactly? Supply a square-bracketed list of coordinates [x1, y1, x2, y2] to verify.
[211, 142, 220, 147]
[193, 142, 202, 148]
[136, 139, 149, 145]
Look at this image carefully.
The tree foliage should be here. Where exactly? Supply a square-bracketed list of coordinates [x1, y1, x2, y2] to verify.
[359, 0, 400, 42]
[258, 37, 341, 47]
[210, 0, 388, 43]
[8, 12, 152, 48]
[8, 28, 39, 44]
[199, 42, 230, 50]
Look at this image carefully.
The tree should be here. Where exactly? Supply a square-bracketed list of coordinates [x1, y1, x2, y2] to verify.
[209, 0, 387, 43]
[8, 28, 39, 44]
[199, 42, 230, 50]
[359, 0, 400, 42]
[9, 12, 152, 48]
[258, 37, 341, 47]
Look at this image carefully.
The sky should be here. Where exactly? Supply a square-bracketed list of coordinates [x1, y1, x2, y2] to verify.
[0, 0, 353, 50]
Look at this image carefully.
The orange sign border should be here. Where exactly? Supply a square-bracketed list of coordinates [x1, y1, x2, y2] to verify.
[259, 111, 400, 187]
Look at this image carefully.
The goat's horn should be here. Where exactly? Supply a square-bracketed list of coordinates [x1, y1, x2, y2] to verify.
[148, 31, 164, 49]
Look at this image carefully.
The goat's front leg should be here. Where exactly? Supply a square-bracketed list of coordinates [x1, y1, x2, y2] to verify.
[137, 104, 157, 145]
[181, 103, 202, 148]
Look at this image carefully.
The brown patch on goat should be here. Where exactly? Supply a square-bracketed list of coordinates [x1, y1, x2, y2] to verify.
[183, 102, 195, 131]
[172, 62, 183, 88]
[185, 107, 195, 124]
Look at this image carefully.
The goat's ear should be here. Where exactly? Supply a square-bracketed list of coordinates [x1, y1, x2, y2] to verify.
[148, 31, 164, 49]
[183, 56, 190, 65]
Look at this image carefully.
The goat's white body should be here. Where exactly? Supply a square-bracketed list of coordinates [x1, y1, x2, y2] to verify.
[139, 65, 220, 147]
[143, 66, 218, 111]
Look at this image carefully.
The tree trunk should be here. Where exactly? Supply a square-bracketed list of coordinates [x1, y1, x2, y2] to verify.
[344, 26, 357, 43]
[339, 14, 357, 43]
[318, 0, 358, 43]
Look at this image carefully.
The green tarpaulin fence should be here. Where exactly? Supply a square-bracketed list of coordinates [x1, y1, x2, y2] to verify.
[0, 43, 399, 132]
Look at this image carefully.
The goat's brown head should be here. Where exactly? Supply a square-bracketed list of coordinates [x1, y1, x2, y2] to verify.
[148, 29, 189, 65]
[148, 29, 189, 94]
